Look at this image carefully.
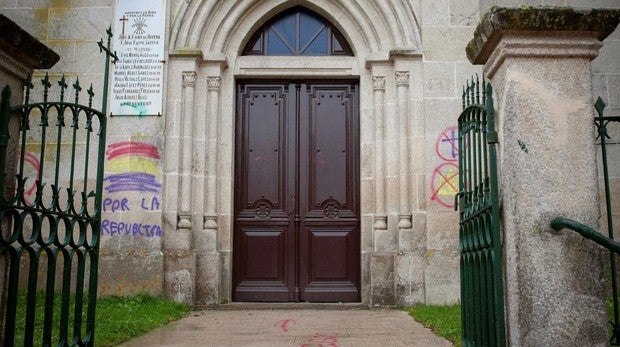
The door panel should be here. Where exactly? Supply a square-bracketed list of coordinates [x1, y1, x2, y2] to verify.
[233, 83, 295, 301]
[299, 83, 360, 302]
[241, 228, 285, 280]
[233, 81, 359, 302]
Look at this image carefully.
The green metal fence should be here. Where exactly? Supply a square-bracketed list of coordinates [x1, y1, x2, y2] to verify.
[456, 76, 506, 347]
[0, 29, 114, 346]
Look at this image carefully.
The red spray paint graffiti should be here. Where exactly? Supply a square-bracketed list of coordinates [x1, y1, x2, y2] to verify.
[105, 141, 160, 160]
[22, 152, 40, 206]
[299, 332, 339, 347]
[435, 126, 459, 162]
[432, 126, 461, 209]
[430, 163, 459, 209]
[273, 319, 296, 332]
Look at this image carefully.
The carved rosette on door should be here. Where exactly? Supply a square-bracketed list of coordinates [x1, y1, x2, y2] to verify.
[233, 81, 360, 302]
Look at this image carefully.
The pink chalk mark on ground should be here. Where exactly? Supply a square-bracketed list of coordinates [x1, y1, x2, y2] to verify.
[299, 332, 339, 347]
[273, 319, 296, 332]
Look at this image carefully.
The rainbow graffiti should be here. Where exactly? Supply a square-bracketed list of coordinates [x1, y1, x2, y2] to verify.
[104, 141, 161, 193]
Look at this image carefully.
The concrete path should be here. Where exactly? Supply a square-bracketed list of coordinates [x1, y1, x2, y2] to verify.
[120, 308, 452, 347]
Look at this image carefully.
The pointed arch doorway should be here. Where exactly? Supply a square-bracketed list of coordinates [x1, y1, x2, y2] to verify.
[232, 7, 360, 302]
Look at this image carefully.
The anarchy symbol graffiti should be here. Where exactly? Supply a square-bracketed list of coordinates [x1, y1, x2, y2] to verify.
[430, 162, 459, 209]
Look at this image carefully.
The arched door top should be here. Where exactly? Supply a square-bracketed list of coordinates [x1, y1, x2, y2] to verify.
[169, 0, 421, 57]
[242, 6, 353, 56]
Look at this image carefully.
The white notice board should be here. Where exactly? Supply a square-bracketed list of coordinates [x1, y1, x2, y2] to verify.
[111, 0, 166, 116]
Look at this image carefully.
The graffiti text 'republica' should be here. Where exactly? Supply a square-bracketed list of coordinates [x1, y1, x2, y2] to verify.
[101, 219, 162, 237]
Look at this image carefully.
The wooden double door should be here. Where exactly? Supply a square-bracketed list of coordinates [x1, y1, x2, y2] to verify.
[233, 81, 360, 302]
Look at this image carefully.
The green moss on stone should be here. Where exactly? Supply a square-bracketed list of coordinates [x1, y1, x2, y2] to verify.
[467, 7, 620, 64]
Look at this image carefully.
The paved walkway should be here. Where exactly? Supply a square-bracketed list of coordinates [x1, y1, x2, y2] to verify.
[120, 308, 452, 347]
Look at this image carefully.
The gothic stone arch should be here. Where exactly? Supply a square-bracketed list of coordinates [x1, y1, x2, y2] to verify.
[163, 0, 425, 306]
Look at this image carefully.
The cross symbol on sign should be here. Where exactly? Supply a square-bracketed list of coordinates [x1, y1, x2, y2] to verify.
[119, 15, 128, 36]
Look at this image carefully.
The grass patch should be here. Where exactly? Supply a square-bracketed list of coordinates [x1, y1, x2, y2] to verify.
[406, 298, 618, 346]
[405, 304, 461, 347]
[14, 291, 191, 346]
[94, 294, 191, 346]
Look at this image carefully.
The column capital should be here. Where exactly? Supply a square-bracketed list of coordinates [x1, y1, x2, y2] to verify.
[182, 71, 197, 87]
[395, 71, 409, 86]
[372, 76, 386, 91]
[207, 76, 221, 91]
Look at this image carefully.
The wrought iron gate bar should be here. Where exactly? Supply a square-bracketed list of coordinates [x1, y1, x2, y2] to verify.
[595, 97, 620, 345]
[0, 33, 109, 345]
[457, 76, 506, 347]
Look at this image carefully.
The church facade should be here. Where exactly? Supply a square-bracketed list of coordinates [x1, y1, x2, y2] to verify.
[1, 0, 618, 306]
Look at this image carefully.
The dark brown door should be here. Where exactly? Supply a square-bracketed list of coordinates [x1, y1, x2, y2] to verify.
[233, 81, 360, 302]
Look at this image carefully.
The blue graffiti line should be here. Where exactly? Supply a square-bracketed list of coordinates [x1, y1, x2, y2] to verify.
[103, 172, 161, 193]
[441, 129, 459, 159]
[101, 219, 162, 237]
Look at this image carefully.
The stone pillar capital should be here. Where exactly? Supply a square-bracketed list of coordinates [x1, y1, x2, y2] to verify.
[466, 7, 620, 77]
[372, 76, 385, 91]
[207, 76, 221, 91]
[395, 71, 409, 86]
[182, 71, 197, 87]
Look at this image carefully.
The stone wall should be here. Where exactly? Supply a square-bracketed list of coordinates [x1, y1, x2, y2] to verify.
[1, 0, 164, 297]
[418, 0, 482, 305]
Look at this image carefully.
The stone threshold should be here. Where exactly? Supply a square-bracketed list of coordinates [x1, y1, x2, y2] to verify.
[195, 302, 381, 310]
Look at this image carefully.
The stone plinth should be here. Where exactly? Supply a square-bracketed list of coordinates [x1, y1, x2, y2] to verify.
[468, 7, 620, 347]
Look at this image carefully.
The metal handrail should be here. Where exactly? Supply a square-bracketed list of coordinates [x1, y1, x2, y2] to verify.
[551, 217, 620, 254]
[551, 216, 620, 345]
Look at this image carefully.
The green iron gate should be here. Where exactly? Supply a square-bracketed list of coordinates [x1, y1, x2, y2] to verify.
[456, 76, 506, 347]
[0, 30, 115, 346]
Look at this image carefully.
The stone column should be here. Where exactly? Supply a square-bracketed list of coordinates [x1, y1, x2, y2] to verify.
[395, 71, 411, 229]
[467, 7, 620, 346]
[204, 76, 220, 232]
[178, 71, 196, 229]
[372, 76, 387, 230]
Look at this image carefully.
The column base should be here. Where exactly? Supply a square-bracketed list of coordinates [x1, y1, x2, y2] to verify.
[373, 215, 387, 230]
[398, 214, 412, 229]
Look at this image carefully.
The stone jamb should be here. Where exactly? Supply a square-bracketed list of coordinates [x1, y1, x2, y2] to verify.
[162, 54, 201, 305]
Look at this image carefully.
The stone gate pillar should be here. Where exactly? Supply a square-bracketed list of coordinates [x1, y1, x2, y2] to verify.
[0, 14, 59, 336]
[467, 7, 620, 346]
